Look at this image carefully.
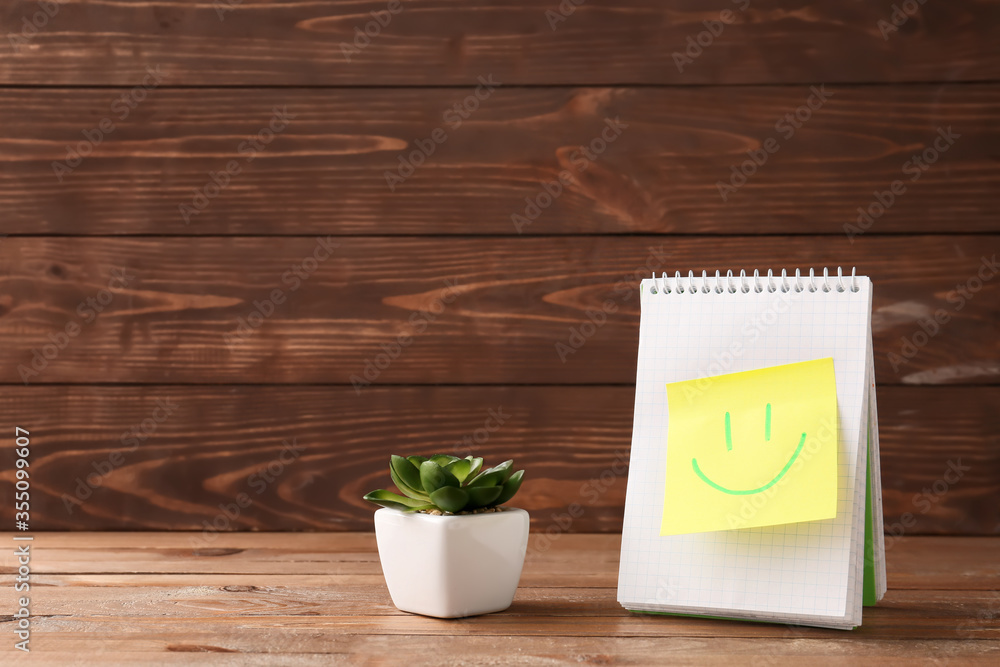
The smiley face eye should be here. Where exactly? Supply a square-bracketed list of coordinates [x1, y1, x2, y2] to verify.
[725, 403, 771, 452]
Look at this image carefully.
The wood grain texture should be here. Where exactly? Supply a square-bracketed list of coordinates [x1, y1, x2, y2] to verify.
[2, 86, 999, 235]
[0, 533, 996, 664]
[1, 1, 998, 86]
[21, 583, 1000, 634]
[7, 592, 1000, 641]
[0, 235, 996, 385]
[0, 386, 995, 533]
[4, 640, 998, 667]
[6, 533, 998, 588]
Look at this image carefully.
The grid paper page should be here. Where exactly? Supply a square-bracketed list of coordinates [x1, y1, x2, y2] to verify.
[618, 273, 872, 624]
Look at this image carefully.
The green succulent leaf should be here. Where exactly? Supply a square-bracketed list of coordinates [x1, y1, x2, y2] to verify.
[466, 485, 502, 509]
[493, 469, 524, 506]
[443, 458, 472, 483]
[429, 485, 469, 513]
[429, 454, 460, 467]
[363, 489, 432, 511]
[365, 455, 524, 514]
[465, 456, 484, 480]
[469, 460, 513, 487]
[419, 460, 460, 494]
[389, 455, 429, 500]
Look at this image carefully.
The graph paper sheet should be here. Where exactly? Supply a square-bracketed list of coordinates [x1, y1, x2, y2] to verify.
[617, 273, 877, 629]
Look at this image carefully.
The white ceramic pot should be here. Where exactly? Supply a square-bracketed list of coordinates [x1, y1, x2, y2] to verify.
[373, 507, 530, 618]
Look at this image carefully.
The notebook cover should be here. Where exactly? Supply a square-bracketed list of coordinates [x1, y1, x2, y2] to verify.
[619, 273, 873, 629]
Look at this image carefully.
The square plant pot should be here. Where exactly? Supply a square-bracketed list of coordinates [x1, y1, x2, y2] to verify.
[373, 507, 530, 618]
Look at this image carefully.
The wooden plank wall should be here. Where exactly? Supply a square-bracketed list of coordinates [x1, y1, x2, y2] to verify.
[0, 1, 997, 535]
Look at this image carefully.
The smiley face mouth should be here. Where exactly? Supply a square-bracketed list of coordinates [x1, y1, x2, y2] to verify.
[692, 432, 807, 496]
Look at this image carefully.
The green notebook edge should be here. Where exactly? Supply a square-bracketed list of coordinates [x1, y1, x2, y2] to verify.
[862, 419, 877, 607]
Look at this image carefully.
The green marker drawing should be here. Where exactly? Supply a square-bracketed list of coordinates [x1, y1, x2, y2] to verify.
[725, 412, 732, 451]
[692, 405, 806, 495]
[765, 403, 771, 441]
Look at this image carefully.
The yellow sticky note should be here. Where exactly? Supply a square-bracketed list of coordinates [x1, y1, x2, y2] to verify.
[661, 358, 839, 536]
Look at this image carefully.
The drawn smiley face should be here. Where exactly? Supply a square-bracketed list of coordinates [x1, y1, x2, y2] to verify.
[691, 403, 807, 495]
[660, 358, 838, 536]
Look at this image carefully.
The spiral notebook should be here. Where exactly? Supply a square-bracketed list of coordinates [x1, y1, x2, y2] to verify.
[617, 268, 886, 630]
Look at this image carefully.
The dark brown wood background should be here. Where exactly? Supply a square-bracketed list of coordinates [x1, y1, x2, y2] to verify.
[0, 1, 997, 535]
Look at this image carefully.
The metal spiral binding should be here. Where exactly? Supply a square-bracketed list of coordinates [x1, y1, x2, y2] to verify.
[648, 267, 858, 294]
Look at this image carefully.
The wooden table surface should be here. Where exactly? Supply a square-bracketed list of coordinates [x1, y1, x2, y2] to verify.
[1, 533, 998, 665]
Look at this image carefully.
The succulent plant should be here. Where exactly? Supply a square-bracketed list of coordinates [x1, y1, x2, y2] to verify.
[364, 454, 525, 514]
